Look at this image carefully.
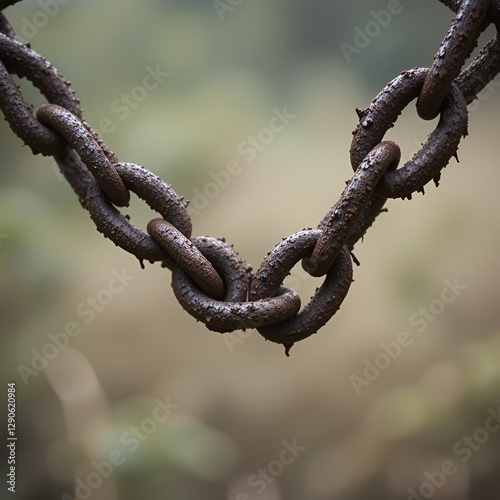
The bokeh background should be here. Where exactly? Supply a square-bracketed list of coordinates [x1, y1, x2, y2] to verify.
[1, 1, 500, 499]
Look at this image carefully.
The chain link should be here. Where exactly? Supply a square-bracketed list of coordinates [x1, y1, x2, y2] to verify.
[87, 162, 192, 267]
[1, 1, 499, 355]
[37, 104, 130, 207]
[417, 0, 490, 120]
[351, 68, 469, 199]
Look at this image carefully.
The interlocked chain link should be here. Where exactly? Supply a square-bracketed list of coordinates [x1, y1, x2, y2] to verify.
[1, 0, 499, 355]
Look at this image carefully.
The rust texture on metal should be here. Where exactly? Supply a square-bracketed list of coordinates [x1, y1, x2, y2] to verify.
[148, 219, 225, 300]
[438, 0, 500, 26]
[456, 32, 500, 102]
[37, 104, 130, 207]
[305, 141, 400, 278]
[250, 231, 353, 354]
[351, 68, 468, 200]
[171, 237, 301, 334]
[0, 32, 81, 155]
[417, 0, 490, 120]
[87, 162, 191, 266]
[1, 1, 499, 354]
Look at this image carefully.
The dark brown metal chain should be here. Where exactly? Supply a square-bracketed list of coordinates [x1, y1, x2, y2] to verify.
[1, 0, 499, 355]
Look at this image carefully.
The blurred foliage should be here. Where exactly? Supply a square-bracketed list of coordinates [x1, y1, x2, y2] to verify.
[1, 1, 500, 499]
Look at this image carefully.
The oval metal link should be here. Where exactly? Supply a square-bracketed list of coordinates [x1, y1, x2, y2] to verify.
[171, 237, 301, 333]
[417, 0, 490, 120]
[250, 230, 353, 353]
[304, 141, 400, 277]
[87, 163, 192, 265]
[0, 32, 81, 155]
[148, 218, 225, 300]
[36, 104, 130, 207]
[351, 68, 468, 199]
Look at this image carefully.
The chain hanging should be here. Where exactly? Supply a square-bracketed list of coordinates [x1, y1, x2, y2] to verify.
[1, 0, 499, 355]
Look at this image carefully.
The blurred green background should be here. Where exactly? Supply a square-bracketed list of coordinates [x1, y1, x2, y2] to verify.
[1, 1, 500, 499]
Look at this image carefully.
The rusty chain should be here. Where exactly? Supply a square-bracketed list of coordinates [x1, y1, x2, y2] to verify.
[1, 1, 499, 355]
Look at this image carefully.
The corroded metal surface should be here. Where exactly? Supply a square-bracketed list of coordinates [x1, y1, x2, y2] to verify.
[1, 2, 499, 353]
